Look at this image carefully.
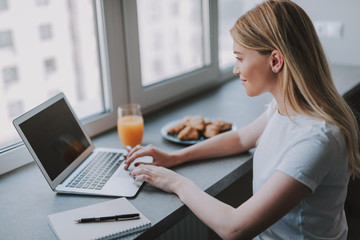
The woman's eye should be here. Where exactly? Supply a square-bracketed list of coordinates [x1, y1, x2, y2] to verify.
[235, 57, 243, 61]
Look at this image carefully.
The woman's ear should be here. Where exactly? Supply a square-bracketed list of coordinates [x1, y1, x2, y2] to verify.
[270, 50, 284, 73]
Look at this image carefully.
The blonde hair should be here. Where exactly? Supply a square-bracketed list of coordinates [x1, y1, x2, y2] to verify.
[231, 0, 360, 177]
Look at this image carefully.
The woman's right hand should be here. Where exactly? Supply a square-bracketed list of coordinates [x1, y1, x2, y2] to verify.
[124, 145, 176, 170]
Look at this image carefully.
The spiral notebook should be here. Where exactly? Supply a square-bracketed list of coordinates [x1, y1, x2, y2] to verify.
[48, 198, 151, 240]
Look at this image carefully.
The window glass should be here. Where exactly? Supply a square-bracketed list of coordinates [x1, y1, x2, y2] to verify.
[0, 0, 8, 11]
[0, 31, 13, 48]
[218, 0, 243, 69]
[3, 66, 19, 86]
[44, 58, 56, 74]
[0, 0, 105, 149]
[39, 24, 53, 40]
[36, 0, 49, 6]
[218, 0, 262, 69]
[137, 0, 206, 86]
[7, 100, 23, 119]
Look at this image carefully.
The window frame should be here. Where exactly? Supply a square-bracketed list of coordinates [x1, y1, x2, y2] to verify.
[122, 0, 226, 113]
[0, 0, 235, 175]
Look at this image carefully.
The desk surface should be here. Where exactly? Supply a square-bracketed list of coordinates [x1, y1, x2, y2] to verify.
[1, 65, 359, 240]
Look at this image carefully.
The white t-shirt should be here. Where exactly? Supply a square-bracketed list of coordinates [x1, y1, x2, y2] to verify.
[253, 102, 349, 240]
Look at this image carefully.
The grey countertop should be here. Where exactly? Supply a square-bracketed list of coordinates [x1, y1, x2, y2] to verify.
[0, 65, 359, 240]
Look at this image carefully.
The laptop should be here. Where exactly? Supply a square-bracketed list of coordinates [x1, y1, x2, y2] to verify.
[13, 93, 152, 197]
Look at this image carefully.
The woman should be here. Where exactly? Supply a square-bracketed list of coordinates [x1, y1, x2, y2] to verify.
[125, 0, 360, 239]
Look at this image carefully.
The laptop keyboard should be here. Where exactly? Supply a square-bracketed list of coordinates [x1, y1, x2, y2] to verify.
[66, 151, 125, 190]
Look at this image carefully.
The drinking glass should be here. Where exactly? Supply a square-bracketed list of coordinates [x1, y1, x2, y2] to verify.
[117, 104, 144, 148]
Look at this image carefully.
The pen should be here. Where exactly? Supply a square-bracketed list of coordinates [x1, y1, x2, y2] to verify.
[75, 213, 140, 223]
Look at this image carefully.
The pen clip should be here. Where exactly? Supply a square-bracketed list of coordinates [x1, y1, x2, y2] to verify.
[115, 215, 140, 221]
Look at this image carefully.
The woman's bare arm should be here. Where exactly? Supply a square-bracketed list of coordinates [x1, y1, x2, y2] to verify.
[131, 166, 311, 240]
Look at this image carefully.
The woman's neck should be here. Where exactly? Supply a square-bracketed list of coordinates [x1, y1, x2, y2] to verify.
[272, 90, 298, 117]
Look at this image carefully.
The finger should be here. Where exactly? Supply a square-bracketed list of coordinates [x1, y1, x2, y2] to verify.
[126, 145, 147, 162]
[128, 144, 152, 157]
[124, 147, 144, 169]
[126, 145, 142, 158]
[133, 161, 155, 168]
[134, 174, 152, 184]
[132, 165, 158, 184]
[126, 146, 132, 152]
[130, 164, 152, 176]
[124, 146, 154, 169]
[129, 164, 145, 176]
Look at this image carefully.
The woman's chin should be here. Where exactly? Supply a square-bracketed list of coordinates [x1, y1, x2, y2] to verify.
[244, 87, 261, 97]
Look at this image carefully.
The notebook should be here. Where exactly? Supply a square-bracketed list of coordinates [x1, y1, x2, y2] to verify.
[13, 93, 152, 197]
[48, 198, 151, 240]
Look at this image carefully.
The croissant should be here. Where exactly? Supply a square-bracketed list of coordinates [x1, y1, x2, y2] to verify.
[167, 116, 232, 141]
[167, 122, 186, 134]
[184, 116, 205, 131]
[216, 120, 232, 132]
[203, 123, 220, 138]
[177, 126, 199, 140]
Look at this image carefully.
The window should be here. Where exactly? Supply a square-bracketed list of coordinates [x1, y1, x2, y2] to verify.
[39, 24, 53, 40]
[44, 58, 56, 73]
[0, 0, 238, 175]
[7, 101, 23, 119]
[0, 31, 13, 48]
[36, 0, 49, 6]
[0, 101, 24, 149]
[218, 0, 243, 69]
[0, 0, 127, 174]
[0, 0, 8, 11]
[218, 0, 261, 72]
[123, 0, 219, 111]
[3, 66, 19, 87]
[0, 0, 110, 151]
[137, 0, 207, 86]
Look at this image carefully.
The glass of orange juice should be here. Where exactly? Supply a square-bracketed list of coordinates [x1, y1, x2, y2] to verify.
[117, 104, 144, 148]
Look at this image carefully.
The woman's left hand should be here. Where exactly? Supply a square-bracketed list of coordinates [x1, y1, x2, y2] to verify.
[129, 165, 187, 193]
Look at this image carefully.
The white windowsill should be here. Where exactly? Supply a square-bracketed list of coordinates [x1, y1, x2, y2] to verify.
[0, 145, 33, 175]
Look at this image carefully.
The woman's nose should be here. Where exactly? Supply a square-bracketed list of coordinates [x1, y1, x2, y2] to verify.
[233, 62, 240, 75]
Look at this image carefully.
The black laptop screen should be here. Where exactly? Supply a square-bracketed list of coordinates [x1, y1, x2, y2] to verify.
[19, 99, 90, 181]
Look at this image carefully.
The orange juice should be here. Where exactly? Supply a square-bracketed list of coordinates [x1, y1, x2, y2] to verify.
[117, 115, 144, 147]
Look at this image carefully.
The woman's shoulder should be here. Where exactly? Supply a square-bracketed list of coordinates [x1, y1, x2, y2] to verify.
[294, 116, 345, 151]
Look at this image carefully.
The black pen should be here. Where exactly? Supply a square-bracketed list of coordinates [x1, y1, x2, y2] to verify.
[75, 213, 140, 223]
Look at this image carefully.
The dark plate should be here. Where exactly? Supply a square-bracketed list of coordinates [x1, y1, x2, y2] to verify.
[160, 119, 235, 145]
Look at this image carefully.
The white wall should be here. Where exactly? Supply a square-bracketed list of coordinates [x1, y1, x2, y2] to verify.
[294, 0, 360, 67]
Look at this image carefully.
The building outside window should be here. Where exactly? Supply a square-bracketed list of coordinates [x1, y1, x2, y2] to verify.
[218, 0, 241, 69]
[218, 0, 262, 70]
[0, 31, 13, 48]
[36, 0, 49, 6]
[137, 0, 206, 87]
[0, 0, 105, 152]
[7, 100, 23, 119]
[39, 24, 53, 40]
[0, 0, 8, 11]
[44, 58, 56, 74]
[3, 66, 19, 88]
[124, 0, 217, 111]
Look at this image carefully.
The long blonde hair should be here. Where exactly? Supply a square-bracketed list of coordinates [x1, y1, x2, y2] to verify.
[231, 0, 360, 177]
